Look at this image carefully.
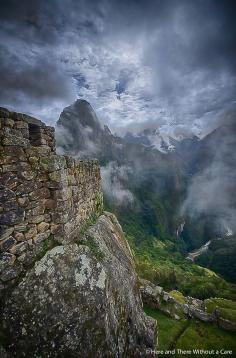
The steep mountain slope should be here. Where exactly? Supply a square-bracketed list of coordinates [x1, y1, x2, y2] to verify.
[56, 100, 236, 288]
[176, 116, 236, 282]
[56, 99, 183, 237]
[57, 99, 124, 164]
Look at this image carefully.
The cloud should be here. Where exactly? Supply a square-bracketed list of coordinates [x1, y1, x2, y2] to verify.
[101, 162, 134, 206]
[181, 117, 236, 233]
[0, 0, 235, 135]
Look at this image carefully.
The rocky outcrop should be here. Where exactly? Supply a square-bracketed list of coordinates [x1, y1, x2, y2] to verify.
[0, 108, 156, 356]
[1, 212, 156, 357]
[140, 279, 236, 332]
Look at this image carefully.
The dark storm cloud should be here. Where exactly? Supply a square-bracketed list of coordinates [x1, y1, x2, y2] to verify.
[0, 44, 73, 101]
[0, 0, 235, 132]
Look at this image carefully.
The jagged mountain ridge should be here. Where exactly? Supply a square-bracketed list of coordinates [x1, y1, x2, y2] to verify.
[56, 100, 236, 283]
[56, 99, 183, 235]
[57, 99, 124, 164]
[124, 128, 177, 153]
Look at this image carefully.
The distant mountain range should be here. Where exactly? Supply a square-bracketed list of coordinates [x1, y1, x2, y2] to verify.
[56, 99, 236, 283]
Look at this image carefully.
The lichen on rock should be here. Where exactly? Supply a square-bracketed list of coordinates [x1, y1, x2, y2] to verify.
[1, 212, 156, 357]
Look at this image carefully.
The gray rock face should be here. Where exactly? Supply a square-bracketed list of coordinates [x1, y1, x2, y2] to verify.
[1, 212, 156, 357]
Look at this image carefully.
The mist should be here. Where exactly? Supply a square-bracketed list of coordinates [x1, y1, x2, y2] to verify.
[181, 115, 236, 235]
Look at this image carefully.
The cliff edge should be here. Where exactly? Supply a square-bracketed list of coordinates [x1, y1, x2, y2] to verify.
[0, 108, 156, 356]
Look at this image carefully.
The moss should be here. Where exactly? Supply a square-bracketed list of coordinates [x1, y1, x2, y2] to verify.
[79, 213, 98, 236]
[36, 235, 56, 260]
[176, 320, 236, 353]
[41, 238, 50, 254]
[205, 298, 236, 323]
[144, 305, 189, 350]
[144, 305, 236, 353]
[76, 236, 105, 262]
[169, 290, 187, 304]
[218, 308, 236, 323]
[205, 298, 236, 312]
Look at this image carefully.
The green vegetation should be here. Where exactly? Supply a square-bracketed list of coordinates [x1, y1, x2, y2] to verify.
[76, 236, 105, 261]
[169, 290, 187, 304]
[196, 236, 236, 283]
[76, 213, 105, 260]
[41, 238, 50, 254]
[38, 236, 55, 258]
[144, 305, 189, 350]
[205, 298, 236, 323]
[105, 194, 236, 300]
[176, 320, 236, 354]
[132, 237, 236, 300]
[79, 213, 98, 236]
[144, 305, 236, 355]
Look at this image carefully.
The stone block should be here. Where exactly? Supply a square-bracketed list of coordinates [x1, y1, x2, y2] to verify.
[4, 199, 19, 212]
[0, 263, 22, 282]
[0, 252, 16, 273]
[189, 307, 214, 322]
[14, 232, 25, 242]
[163, 292, 170, 302]
[0, 172, 20, 190]
[56, 199, 71, 212]
[28, 215, 45, 224]
[0, 208, 25, 225]
[0, 236, 16, 252]
[15, 121, 28, 129]
[4, 118, 14, 128]
[44, 214, 51, 222]
[37, 222, 50, 233]
[10, 242, 28, 255]
[2, 163, 28, 173]
[3, 145, 25, 158]
[25, 147, 50, 157]
[25, 226, 37, 240]
[0, 227, 14, 241]
[53, 188, 71, 200]
[25, 204, 45, 217]
[40, 155, 66, 172]
[17, 197, 29, 207]
[20, 170, 37, 181]
[43, 199, 56, 210]
[49, 170, 68, 183]
[16, 181, 43, 196]
[29, 187, 50, 200]
[13, 224, 28, 233]
[0, 187, 15, 202]
[51, 212, 69, 224]
[33, 230, 51, 244]
[2, 133, 29, 147]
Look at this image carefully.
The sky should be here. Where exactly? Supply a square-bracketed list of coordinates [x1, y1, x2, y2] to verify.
[0, 0, 235, 137]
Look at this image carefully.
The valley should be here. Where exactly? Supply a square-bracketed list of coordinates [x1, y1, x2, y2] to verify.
[56, 99, 236, 296]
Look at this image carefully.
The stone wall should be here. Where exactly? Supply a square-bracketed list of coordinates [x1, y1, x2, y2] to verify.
[0, 108, 102, 290]
[140, 279, 236, 332]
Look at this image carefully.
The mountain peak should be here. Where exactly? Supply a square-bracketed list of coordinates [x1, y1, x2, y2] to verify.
[74, 98, 92, 108]
[58, 99, 101, 130]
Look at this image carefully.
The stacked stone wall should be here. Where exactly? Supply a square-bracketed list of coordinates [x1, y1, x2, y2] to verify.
[140, 279, 236, 332]
[0, 108, 102, 290]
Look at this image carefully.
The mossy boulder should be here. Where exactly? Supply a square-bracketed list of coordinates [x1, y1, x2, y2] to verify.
[1, 212, 156, 357]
